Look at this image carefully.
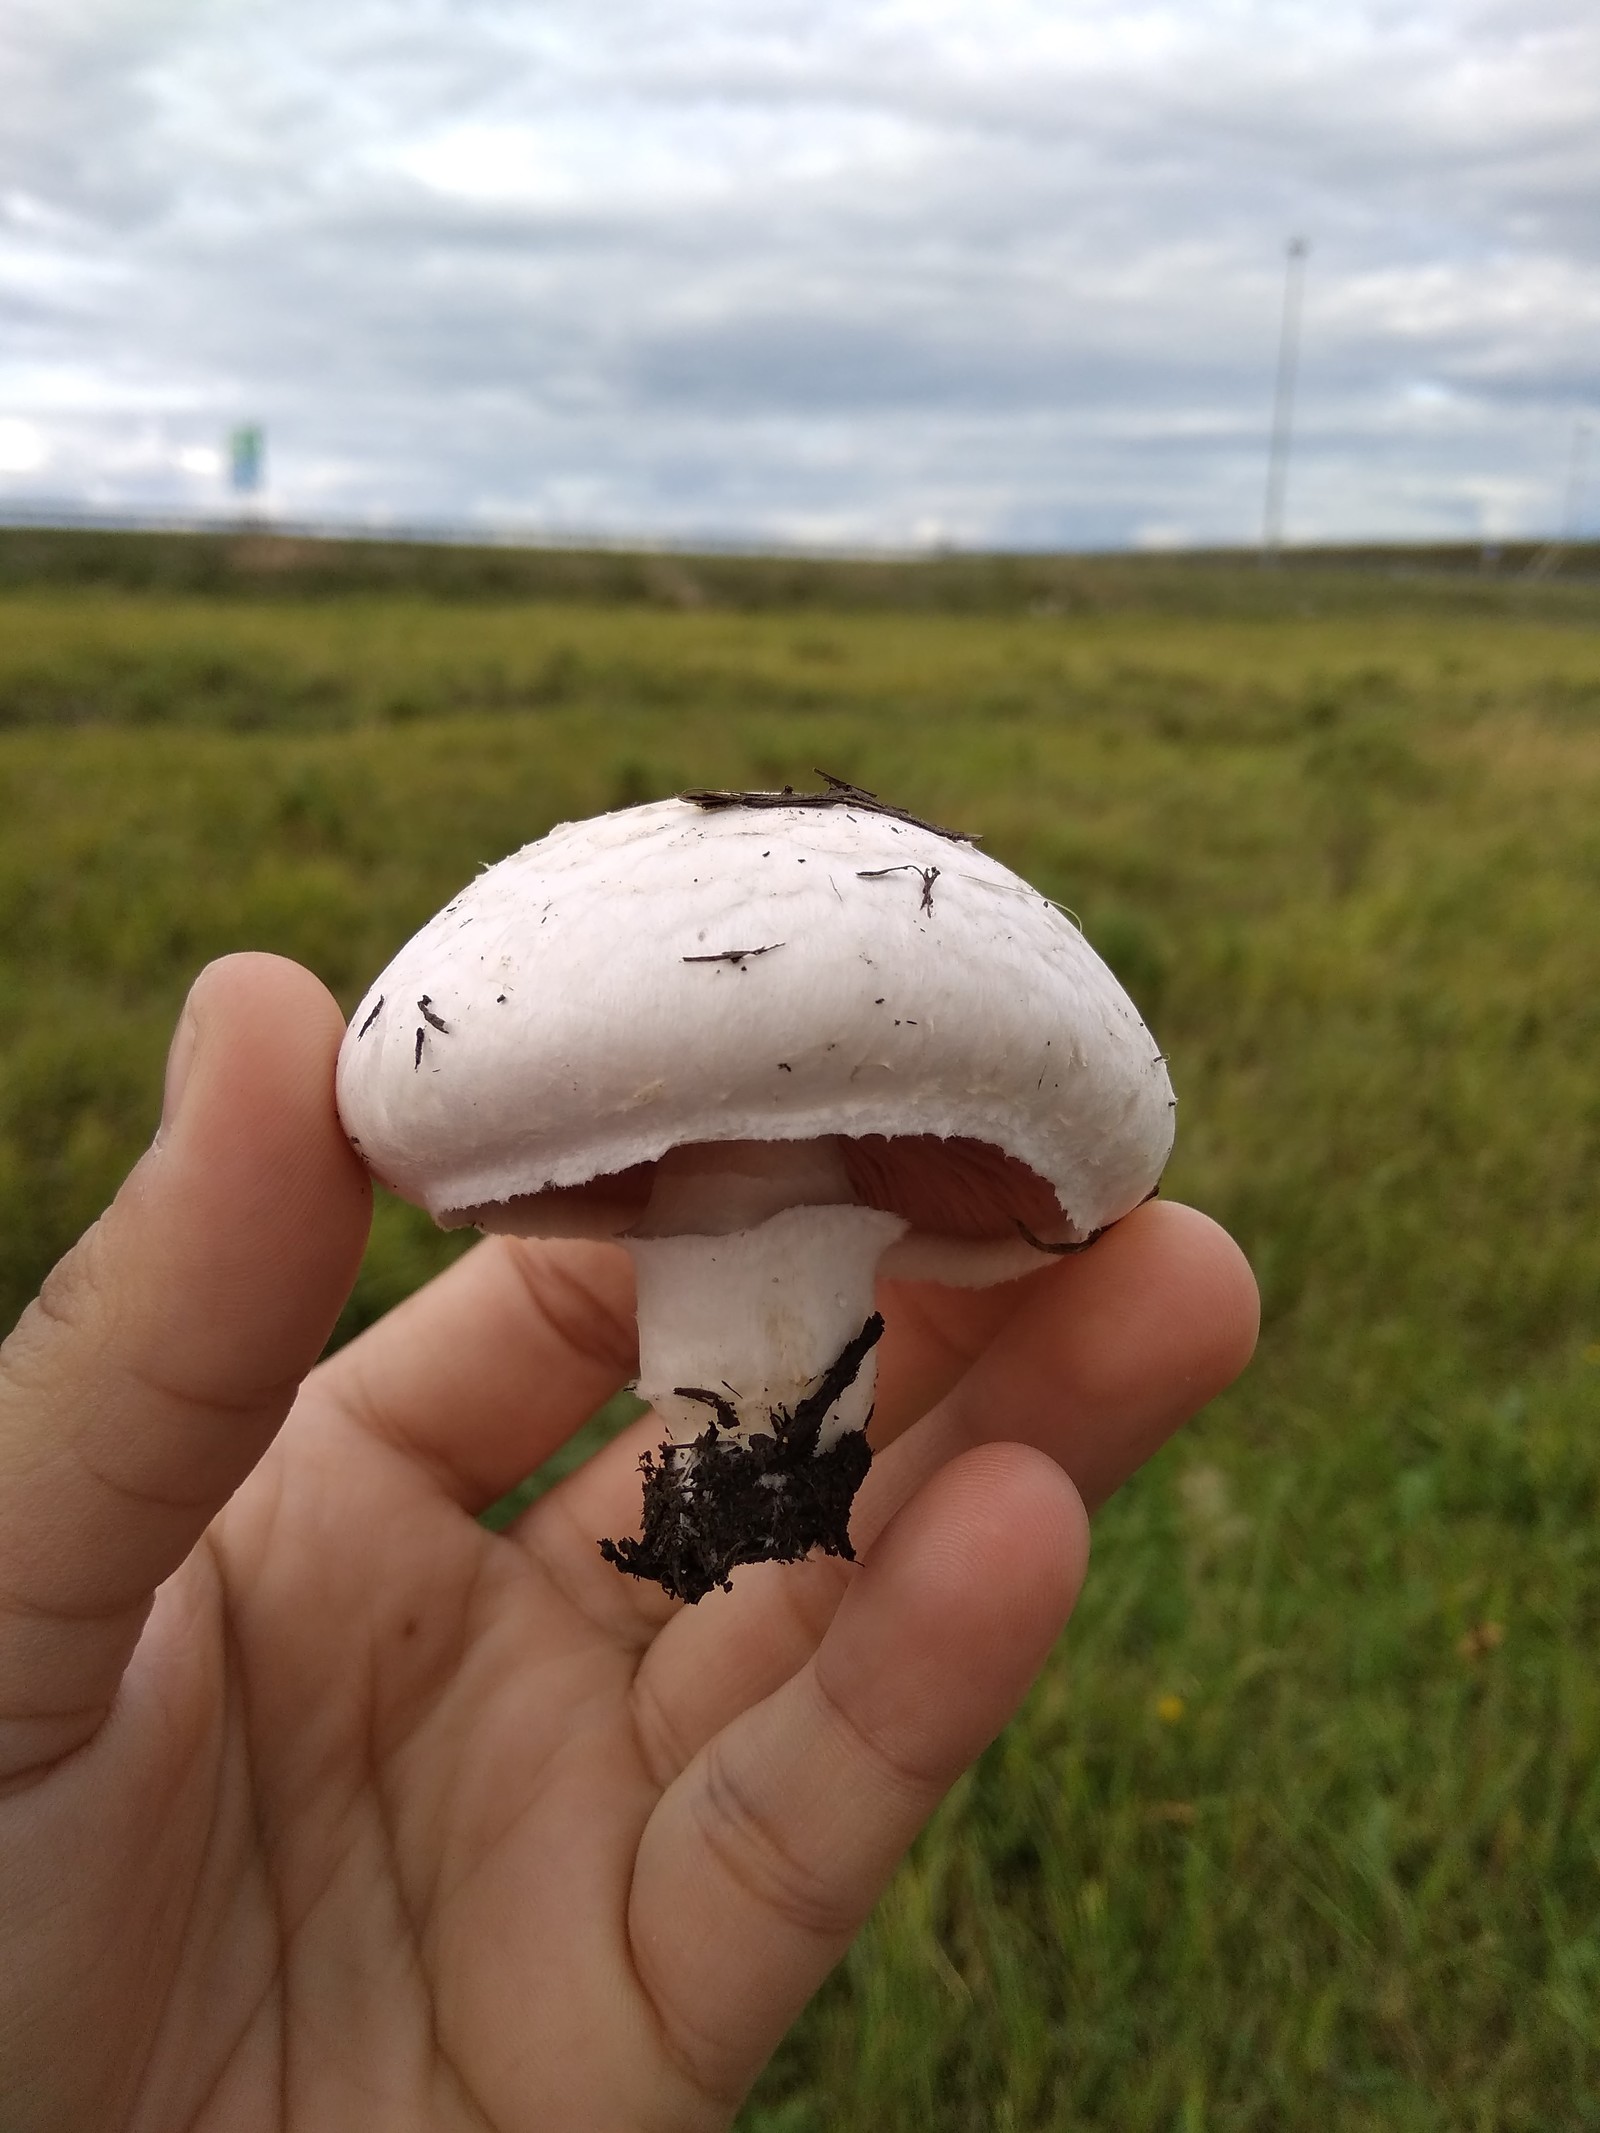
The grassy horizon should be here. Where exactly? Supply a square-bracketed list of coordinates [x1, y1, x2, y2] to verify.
[2, 547, 1597, 2126]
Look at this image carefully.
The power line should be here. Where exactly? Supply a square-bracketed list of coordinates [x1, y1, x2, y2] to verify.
[1261, 237, 1309, 562]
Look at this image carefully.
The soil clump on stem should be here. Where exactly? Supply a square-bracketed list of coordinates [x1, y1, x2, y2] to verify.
[600, 1313, 884, 1603]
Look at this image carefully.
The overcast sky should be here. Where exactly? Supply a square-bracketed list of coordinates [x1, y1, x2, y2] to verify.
[0, 0, 1595, 550]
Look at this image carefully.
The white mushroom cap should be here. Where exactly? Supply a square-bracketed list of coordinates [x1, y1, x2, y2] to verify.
[336, 794, 1174, 1277]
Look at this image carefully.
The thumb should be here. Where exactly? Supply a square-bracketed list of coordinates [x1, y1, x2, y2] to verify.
[0, 954, 370, 1781]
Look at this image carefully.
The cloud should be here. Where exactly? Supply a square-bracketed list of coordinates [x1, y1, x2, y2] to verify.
[0, 417, 48, 474]
[0, 0, 1595, 545]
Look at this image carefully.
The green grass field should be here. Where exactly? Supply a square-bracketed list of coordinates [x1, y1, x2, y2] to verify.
[2, 530, 1598, 2127]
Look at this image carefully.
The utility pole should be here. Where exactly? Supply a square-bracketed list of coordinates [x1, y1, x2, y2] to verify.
[1561, 417, 1590, 543]
[1261, 237, 1309, 562]
[1530, 417, 1595, 578]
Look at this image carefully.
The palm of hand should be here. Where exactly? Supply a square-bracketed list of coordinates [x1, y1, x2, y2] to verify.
[0, 958, 1256, 2133]
[109, 1394, 738, 2131]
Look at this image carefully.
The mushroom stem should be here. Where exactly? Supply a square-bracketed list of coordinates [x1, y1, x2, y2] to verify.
[604, 1142, 909, 1600]
[623, 1140, 907, 1448]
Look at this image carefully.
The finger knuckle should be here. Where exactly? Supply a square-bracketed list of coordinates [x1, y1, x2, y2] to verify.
[506, 1239, 639, 1379]
[696, 1736, 857, 1943]
[0, 1217, 113, 1397]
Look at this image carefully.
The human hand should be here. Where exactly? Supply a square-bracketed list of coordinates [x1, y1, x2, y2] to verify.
[0, 953, 1257, 2131]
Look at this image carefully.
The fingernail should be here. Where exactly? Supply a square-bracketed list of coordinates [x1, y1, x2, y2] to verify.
[157, 995, 201, 1144]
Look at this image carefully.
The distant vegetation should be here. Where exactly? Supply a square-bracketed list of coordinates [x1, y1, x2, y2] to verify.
[2, 530, 1598, 2125]
[1, 518, 1597, 615]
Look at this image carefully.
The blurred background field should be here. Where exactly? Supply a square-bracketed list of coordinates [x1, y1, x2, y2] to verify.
[2, 529, 1598, 2128]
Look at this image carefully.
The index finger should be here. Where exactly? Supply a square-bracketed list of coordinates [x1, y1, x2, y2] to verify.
[305, 1223, 1018, 1519]
[309, 1232, 638, 1508]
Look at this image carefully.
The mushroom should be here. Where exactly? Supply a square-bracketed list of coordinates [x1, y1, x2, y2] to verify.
[335, 781, 1174, 1602]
